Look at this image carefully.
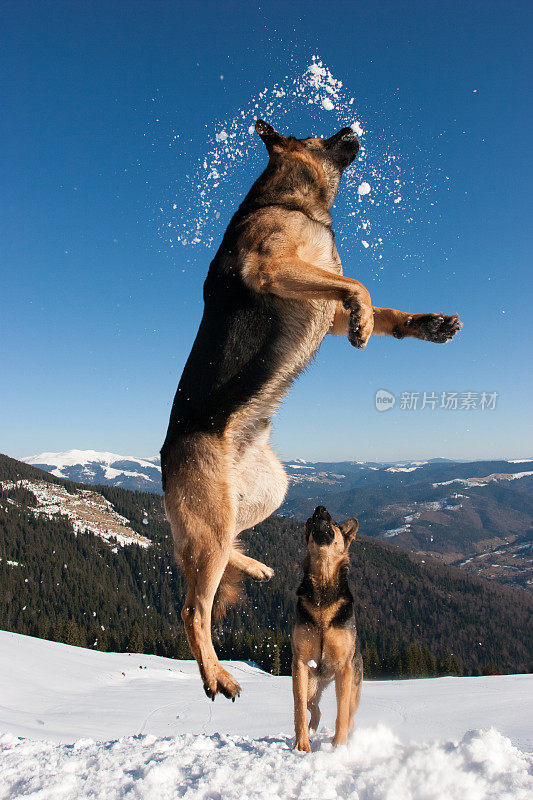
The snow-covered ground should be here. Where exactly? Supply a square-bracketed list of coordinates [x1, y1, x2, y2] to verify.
[1, 632, 531, 799]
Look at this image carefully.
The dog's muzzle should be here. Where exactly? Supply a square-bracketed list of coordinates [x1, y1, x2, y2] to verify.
[306, 505, 335, 546]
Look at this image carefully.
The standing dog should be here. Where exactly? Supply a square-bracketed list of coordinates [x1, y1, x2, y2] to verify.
[161, 119, 461, 701]
[292, 506, 363, 751]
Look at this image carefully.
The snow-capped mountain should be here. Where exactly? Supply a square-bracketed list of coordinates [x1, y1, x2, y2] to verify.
[23, 450, 162, 493]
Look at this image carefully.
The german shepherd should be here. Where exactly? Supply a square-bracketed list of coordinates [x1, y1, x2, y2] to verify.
[161, 119, 461, 702]
[292, 506, 362, 751]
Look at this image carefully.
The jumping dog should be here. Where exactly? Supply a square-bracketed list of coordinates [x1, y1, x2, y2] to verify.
[292, 506, 362, 751]
[161, 119, 461, 701]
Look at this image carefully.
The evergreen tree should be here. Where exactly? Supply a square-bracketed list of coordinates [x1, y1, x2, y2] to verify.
[272, 645, 281, 676]
[129, 623, 144, 653]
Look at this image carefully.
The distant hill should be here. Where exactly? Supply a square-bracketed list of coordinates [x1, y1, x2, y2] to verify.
[22, 450, 533, 592]
[1, 453, 532, 678]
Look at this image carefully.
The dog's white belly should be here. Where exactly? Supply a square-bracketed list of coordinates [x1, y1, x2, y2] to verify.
[233, 433, 289, 531]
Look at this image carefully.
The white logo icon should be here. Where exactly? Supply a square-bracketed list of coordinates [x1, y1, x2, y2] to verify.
[375, 389, 396, 412]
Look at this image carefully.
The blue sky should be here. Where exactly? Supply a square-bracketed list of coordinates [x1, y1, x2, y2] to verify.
[2, 0, 532, 462]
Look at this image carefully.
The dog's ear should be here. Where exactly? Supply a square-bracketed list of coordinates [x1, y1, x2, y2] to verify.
[255, 119, 284, 153]
[340, 517, 358, 546]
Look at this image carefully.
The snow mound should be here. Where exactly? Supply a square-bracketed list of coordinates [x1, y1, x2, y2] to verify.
[1, 726, 531, 800]
[434, 472, 533, 488]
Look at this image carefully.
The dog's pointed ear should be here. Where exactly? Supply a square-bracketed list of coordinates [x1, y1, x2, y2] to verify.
[255, 119, 284, 152]
[340, 517, 358, 546]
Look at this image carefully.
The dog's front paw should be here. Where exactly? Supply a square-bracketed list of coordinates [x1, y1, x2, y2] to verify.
[256, 564, 274, 582]
[294, 734, 311, 753]
[332, 733, 349, 747]
[347, 299, 374, 349]
[404, 313, 462, 343]
[203, 665, 242, 702]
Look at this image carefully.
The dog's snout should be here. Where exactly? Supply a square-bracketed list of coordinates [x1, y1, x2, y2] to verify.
[313, 505, 330, 519]
[340, 127, 357, 141]
[326, 127, 359, 147]
[306, 505, 335, 546]
[323, 127, 360, 170]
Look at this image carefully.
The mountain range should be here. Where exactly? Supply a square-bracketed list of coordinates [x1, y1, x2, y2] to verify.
[23, 450, 462, 494]
[22, 450, 533, 592]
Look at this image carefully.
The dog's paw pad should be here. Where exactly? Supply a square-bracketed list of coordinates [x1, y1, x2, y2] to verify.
[408, 313, 462, 343]
[348, 302, 365, 349]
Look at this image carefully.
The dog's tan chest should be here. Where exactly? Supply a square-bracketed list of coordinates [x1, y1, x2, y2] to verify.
[299, 596, 345, 630]
[296, 220, 342, 277]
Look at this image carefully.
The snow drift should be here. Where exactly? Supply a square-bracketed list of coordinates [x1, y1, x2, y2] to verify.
[2, 726, 531, 800]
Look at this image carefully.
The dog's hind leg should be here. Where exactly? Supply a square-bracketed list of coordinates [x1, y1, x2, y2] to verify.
[224, 428, 288, 583]
[234, 434, 289, 532]
[164, 440, 242, 701]
[180, 532, 242, 701]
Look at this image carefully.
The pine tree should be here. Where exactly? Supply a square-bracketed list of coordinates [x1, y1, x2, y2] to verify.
[363, 645, 381, 677]
[482, 658, 499, 676]
[65, 618, 83, 647]
[272, 645, 281, 676]
[129, 623, 144, 653]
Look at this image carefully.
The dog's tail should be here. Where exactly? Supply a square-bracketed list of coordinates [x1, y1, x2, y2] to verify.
[212, 540, 245, 621]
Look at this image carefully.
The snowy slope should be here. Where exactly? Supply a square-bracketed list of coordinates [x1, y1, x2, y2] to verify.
[0, 478, 151, 548]
[0, 632, 532, 799]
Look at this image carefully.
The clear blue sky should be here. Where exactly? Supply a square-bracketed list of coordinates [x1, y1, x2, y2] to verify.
[2, 0, 532, 461]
